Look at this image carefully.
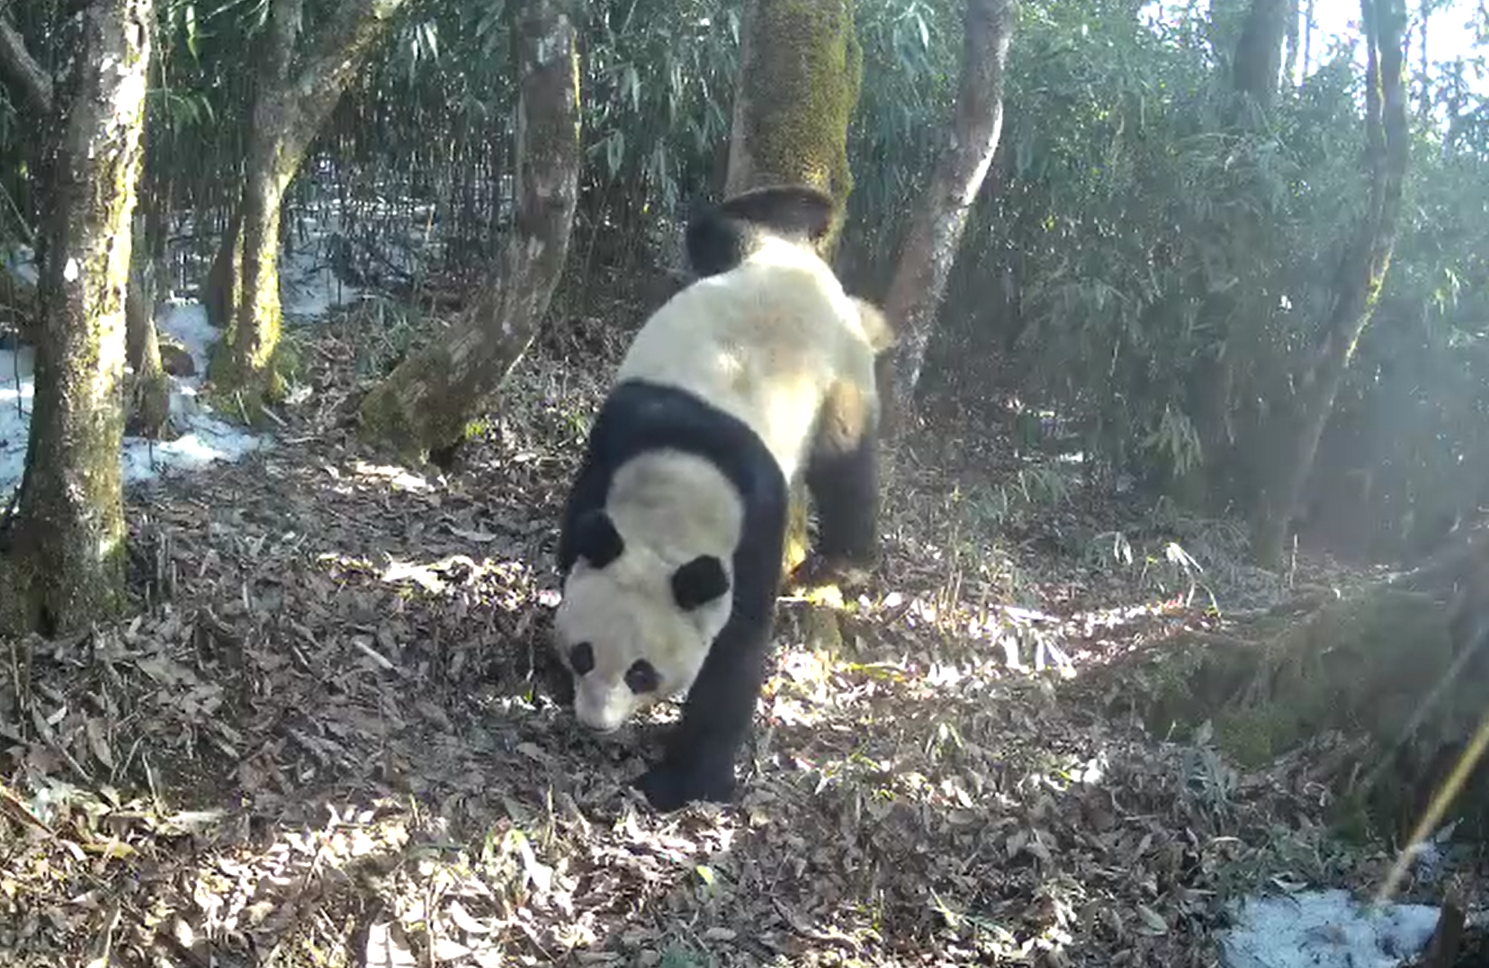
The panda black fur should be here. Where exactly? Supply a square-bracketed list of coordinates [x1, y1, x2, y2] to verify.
[553, 184, 894, 812]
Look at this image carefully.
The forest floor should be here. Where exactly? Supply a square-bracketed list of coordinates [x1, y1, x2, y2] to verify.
[0, 295, 1481, 968]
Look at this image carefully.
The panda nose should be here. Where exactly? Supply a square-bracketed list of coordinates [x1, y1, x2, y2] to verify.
[575, 696, 627, 735]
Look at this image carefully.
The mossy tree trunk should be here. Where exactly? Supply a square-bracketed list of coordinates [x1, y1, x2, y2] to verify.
[881, 0, 1017, 433]
[723, 0, 865, 641]
[0, 0, 153, 637]
[206, 0, 412, 411]
[358, 0, 581, 461]
[1250, 0, 1408, 566]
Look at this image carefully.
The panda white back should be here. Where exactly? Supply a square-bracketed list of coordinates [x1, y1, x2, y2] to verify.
[614, 234, 872, 484]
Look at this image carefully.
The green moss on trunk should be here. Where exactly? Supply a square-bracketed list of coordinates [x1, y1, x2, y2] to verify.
[209, 0, 413, 408]
[0, 0, 151, 637]
[729, 0, 862, 253]
[726, 0, 866, 585]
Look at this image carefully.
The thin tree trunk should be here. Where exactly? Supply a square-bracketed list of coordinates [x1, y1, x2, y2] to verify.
[358, 0, 581, 459]
[882, 0, 1016, 431]
[1180, 0, 1293, 510]
[1231, 0, 1290, 108]
[0, 0, 153, 637]
[0, 15, 51, 346]
[125, 210, 171, 438]
[1301, 0, 1315, 77]
[1416, 0, 1430, 120]
[1251, 0, 1409, 566]
[1282, 0, 1301, 85]
[207, 0, 412, 408]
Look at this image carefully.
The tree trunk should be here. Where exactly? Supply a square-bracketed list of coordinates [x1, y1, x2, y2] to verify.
[206, 0, 412, 409]
[1177, 0, 1299, 511]
[722, 0, 865, 650]
[0, 14, 50, 347]
[1282, 0, 1300, 85]
[1231, 0, 1290, 109]
[125, 210, 171, 438]
[881, 0, 1017, 431]
[0, 0, 153, 637]
[1250, 0, 1408, 566]
[725, 0, 862, 253]
[358, 0, 581, 460]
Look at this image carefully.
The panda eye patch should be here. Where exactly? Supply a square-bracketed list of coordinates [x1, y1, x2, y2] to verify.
[624, 660, 660, 694]
[570, 642, 595, 675]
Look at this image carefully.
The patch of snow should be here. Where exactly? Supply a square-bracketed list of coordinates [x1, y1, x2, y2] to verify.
[0, 347, 37, 491]
[4, 244, 39, 286]
[279, 208, 366, 320]
[1, 297, 267, 502]
[157, 299, 217, 385]
[2, 196, 423, 500]
[281, 237, 363, 320]
[121, 415, 263, 486]
[1220, 889, 1440, 968]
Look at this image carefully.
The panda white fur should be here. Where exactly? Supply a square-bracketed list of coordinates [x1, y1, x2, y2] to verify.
[552, 184, 894, 812]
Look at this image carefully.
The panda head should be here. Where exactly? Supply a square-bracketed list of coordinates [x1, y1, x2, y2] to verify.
[553, 509, 733, 733]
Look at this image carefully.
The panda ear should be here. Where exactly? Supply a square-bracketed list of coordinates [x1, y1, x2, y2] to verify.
[671, 555, 730, 611]
[573, 510, 625, 569]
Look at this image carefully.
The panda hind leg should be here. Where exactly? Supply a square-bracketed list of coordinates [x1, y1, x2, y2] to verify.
[801, 383, 881, 582]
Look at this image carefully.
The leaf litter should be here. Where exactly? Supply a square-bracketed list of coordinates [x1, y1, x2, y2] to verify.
[1, 304, 1484, 967]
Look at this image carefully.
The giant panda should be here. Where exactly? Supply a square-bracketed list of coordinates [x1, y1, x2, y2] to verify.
[551, 183, 894, 812]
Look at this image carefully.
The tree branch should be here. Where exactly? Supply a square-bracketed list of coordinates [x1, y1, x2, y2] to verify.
[279, 0, 414, 162]
[0, 16, 53, 115]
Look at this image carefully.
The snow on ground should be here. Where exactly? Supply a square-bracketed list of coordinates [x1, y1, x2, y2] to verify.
[1, 228, 365, 501]
[1219, 889, 1441, 968]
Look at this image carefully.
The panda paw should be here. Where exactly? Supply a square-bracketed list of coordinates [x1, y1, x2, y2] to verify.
[789, 552, 874, 593]
[634, 760, 737, 813]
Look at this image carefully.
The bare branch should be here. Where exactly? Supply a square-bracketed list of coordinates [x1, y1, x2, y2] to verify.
[0, 15, 53, 115]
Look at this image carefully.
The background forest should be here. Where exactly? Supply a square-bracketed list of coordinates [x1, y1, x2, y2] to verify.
[1, 0, 1488, 965]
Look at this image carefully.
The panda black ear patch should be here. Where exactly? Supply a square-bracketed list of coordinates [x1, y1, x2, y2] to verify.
[672, 555, 730, 610]
[573, 510, 625, 569]
[684, 183, 837, 277]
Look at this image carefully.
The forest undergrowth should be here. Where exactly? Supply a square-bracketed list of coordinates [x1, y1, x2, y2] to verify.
[0, 296, 1477, 967]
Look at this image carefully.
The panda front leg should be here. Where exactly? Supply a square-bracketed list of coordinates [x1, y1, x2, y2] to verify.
[634, 604, 774, 811]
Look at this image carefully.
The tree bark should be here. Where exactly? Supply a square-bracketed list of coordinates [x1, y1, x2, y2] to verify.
[207, 0, 412, 408]
[725, 0, 862, 253]
[881, 0, 1016, 432]
[358, 0, 581, 459]
[1250, 0, 1409, 566]
[125, 209, 171, 438]
[0, 0, 153, 637]
[1231, 0, 1290, 109]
